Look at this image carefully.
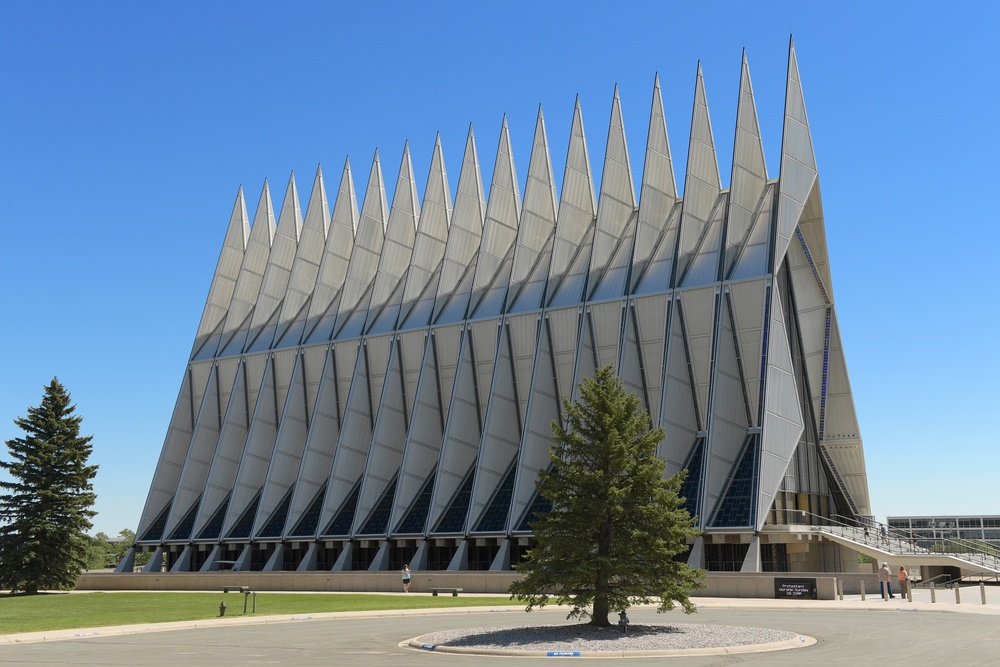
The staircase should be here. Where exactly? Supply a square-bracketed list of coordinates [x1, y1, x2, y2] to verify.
[773, 512, 1000, 576]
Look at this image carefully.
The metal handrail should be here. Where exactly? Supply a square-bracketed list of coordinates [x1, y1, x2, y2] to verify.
[790, 511, 1000, 572]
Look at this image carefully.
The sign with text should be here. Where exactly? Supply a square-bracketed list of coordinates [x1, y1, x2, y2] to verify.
[774, 577, 818, 599]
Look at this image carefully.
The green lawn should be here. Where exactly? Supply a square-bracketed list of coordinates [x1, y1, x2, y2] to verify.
[0, 592, 512, 635]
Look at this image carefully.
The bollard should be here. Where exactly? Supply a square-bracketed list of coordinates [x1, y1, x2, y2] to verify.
[860, 580, 866, 601]
[982, 582, 987, 605]
[253, 592, 257, 614]
[955, 584, 961, 605]
[882, 582, 888, 602]
[838, 579, 844, 601]
[219, 600, 227, 617]
[930, 582, 936, 604]
[907, 581, 913, 603]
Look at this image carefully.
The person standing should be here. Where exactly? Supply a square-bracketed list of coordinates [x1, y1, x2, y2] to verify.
[401, 563, 411, 593]
[897, 566, 909, 599]
[878, 562, 894, 599]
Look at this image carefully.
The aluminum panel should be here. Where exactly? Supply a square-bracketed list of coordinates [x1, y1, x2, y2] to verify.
[222, 355, 280, 537]
[659, 301, 698, 468]
[218, 183, 275, 357]
[635, 75, 677, 271]
[546, 307, 580, 404]
[548, 225, 594, 308]
[367, 146, 418, 332]
[470, 323, 522, 533]
[470, 118, 520, 316]
[756, 281, 804, 529]
[634, 204, 680, 294]
[465, 319, 497, 425]
[390, 334, 441, 532]
[435, 127, 484, 312]
[254, 353, 310, 536]
[511, 320, 559, 527]
[681, 195, 726, 287]
[590, 212, 636, 300]
[725, 53, 768, 278]
[354, 338, 408, 534]
[727, 280, 767, 425]
[335, 153, 387, 334]
[275, 166, 329, 349]
[163, 364, 220, 538]
[590, 89, 636, 279]
[702, 296, 753, 515]
[508, 314, 540, 423]
[285, 347, 338, 531]
[729, 183, 774, 281]
[304, 159, 357, 344]
[547, 99, 595, 289]
[246, 174, 303, 354]
[319, 341, 375, 534]
[508, 107, 557, 313]
[401, 137, 450, 324]
[633, 295, 668, 420]
[678, 287, 716, 424]
[429, 330, 482, 532]
[191, 188, 250, 360]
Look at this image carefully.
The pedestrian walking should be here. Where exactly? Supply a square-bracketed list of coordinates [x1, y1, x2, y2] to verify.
[401, 563, 411, 593]
[880, 524, 889, 546]
[878, 562, 894, 599]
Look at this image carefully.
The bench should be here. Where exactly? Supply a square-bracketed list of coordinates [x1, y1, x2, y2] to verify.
[222, 585, 250, 593]
[428, 587, 463, 597]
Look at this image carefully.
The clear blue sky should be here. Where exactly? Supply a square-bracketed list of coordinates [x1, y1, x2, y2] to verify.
[1, 2, 997, 536]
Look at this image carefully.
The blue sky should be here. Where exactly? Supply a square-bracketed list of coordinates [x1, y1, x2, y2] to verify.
[1, 1, 997, 536]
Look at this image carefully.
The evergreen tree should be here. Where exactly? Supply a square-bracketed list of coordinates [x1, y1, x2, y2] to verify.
[509, 365, 703, 626]
[0, 378, 98, 594]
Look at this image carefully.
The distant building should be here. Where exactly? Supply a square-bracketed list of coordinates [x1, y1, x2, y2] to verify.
[123, 40, 869, 577]
[888, 516, 1000, 549]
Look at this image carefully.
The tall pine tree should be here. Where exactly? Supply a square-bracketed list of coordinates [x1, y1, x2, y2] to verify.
[509, 365, 703, 626]
[0, 378, 98, 594]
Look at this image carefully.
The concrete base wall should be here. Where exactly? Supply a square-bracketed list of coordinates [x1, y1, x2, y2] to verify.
[77, 571, 875, 600]
[76, 571, 521, 594]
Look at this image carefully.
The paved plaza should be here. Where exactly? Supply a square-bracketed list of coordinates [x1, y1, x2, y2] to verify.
[2, 588, 998, 665]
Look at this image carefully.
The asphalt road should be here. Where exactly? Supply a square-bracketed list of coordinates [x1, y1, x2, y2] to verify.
[1, 602, 997, 666]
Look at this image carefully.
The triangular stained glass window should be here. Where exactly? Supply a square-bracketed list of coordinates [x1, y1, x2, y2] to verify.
[139, 500, 173, 542]
[255, 488, 293, 538]
[474, 464, 516, 533]
[225, 489, 262, 540]
[433, 469, 475, 534]
[321, 480, 361, 537]
[515, 488, 551, 532]
[709, 434, 760, 528]
[288, 483, 327, 537]
[680, 437, 705, 521]
[395, 472, 435, 535]
[196, 492, 231, 540]
[357, 475, 399, 536]
[166, 495, 203, 541]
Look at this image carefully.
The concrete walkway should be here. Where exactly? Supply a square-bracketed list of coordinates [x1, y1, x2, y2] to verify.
[0, 584, 996, 667]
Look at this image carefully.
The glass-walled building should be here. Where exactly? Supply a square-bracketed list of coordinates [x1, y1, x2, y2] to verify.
[121, 40, 870, 576]
[887, 516, 1000, 549]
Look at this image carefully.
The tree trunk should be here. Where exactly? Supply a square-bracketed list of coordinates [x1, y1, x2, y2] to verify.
[590, 593, 610, 625]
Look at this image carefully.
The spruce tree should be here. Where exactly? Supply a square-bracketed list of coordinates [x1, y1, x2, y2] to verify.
[509, 365, 703, 626]
[0, 378, 98, 594]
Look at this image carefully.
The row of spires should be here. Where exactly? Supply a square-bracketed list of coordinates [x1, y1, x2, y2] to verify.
[190, 40, 822, 365]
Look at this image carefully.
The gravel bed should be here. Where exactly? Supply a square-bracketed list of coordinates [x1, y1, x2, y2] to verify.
[416, 622, 802, 652]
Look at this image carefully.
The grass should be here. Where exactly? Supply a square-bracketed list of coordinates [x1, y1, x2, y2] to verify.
[0, 592, 512, 635]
